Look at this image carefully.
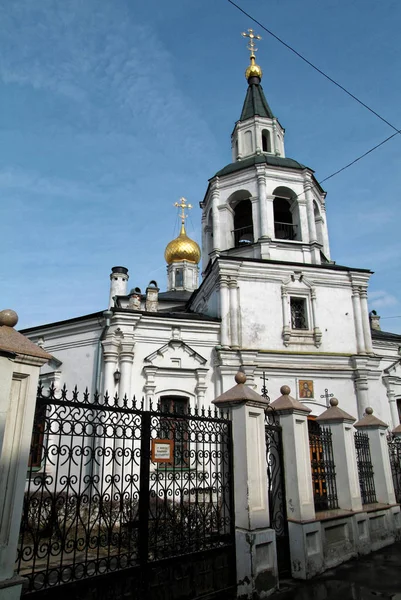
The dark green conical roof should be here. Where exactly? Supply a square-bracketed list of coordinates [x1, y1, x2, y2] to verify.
[240, 81, 274, 121]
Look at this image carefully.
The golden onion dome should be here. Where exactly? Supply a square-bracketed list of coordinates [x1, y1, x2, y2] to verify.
[164, 223, 201, 265]
[245, 55, 262, 81]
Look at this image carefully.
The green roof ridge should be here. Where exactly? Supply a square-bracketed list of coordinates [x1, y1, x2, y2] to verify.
[240, 83, 274, 121]
[213, 154, 308, 179]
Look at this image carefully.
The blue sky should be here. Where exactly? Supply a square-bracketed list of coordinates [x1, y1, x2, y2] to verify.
[1, 0, 401, 332]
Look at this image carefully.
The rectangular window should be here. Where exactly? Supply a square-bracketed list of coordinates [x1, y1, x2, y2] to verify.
[159, 396, 189, 467]
[290, 297, 308, 329]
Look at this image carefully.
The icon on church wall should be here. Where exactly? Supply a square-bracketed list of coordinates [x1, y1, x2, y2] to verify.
[298, 380, 314, 399]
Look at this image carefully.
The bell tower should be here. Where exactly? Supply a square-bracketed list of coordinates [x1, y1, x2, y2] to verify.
[200, 30, 331, 270]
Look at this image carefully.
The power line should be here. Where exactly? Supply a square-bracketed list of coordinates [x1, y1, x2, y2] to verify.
[227, 0, 401, 134]
[226, 0, 401, 196]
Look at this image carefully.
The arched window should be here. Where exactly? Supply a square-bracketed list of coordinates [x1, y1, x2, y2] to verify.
[233, 199, 254, 247]
[273, 187, 299, 240]
[262, 129, 271, 153]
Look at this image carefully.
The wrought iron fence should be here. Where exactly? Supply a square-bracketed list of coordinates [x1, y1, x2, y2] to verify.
[17, 385, 235, 598]
[265, 408, 290, 576]
[388, 433, 401, 503]
[308, 420, 338, 511]
[354, 431, 377, 505]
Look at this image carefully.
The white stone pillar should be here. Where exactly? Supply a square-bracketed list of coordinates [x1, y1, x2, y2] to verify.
[211, 181, 221, 251]
[305, 183, 317, 243]
[220, 276, 230, 348]
[213, 372, 278, 599]
[297, 199, 309, 243]
[250, 197, 260, 241]
[359, 288, 373, 354]
[310, 289, 322, 347]
[354, 408, 396, 505]
[281, 287, 291, 346]
[353, 366, 370, 418]
[316, 398, 362, 511]
[266, 195, 275, 239]
[228, 279, 239, 349]
[119, 343, 134, 401]
[351, 286, 366, 354]
[0, 310, 50, 599]
[257, 168, 269, 239]
[270, 386, 315, 521]
[102, 339, 120, 397]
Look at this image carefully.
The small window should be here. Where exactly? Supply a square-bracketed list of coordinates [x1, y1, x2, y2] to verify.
[175, 269, 183, 288]
[262, 129, 271, 153]
[290, 297, 308, 330]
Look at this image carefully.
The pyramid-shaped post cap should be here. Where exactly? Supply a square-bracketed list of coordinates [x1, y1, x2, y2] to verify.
[316, 397, 356, 423]
[0, 308, 51, 361]
[392, 424, 401, 435]
[354, 407, 388, 429]
[212, 370, 268, 407]
[269, 385, 311, 414]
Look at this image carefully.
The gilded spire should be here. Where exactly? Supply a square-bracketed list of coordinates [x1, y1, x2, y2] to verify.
[241, 28, 263, 81]
[164, 198, 201, 265]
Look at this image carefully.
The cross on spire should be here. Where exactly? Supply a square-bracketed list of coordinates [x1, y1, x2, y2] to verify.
[241, 28, 262, 57]
[174, 197, 193, 225]
[320, 388, 334, 407]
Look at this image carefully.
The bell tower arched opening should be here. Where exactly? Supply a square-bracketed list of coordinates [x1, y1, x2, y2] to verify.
[273, 187, 300, 241]
[232, 198, 254, 247]
[262, 129, 271, 153]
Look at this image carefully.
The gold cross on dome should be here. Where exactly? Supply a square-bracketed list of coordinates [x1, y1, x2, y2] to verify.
[174, 197, 193, 223]
[241, 28, 262, 56]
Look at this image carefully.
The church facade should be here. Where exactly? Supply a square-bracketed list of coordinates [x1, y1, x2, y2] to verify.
[22, 45, 401, 430]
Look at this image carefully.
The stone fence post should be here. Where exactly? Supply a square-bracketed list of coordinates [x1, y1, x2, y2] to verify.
[0, 310, 51, 599]
[316, 398, 362, 512]
[269, 386, 316, 579]
[213, 372, 278, 599]
[354, 407, 396, 505]
[269, 386, 314, 522]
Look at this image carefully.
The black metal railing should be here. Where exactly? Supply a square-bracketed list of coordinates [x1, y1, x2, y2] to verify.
[17, 385, 235, 598]
[232, 225, 254, 247]
[274, 221, 297, 240]
[355, 431, 377, 505]
[388, 433, 401, 503]
[308, 420, 338, 511]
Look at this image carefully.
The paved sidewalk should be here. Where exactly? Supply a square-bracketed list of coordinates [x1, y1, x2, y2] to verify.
[275, 542, 401, 599]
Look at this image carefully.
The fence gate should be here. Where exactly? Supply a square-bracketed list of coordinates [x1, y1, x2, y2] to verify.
[17, 385, 236, 600]
[265, 409, 290, 577]
[388, 433, 401, 503]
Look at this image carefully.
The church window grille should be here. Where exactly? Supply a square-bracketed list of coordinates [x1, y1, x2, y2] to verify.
[290, 297, 308, 329]
[159, 396, 189, 467]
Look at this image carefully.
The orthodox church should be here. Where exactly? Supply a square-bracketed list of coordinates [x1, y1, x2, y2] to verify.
[22, 33, 401, 427]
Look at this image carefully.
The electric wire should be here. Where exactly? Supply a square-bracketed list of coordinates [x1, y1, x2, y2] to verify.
[226, 0, 401, 198]
[227, 0, 401, 134]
